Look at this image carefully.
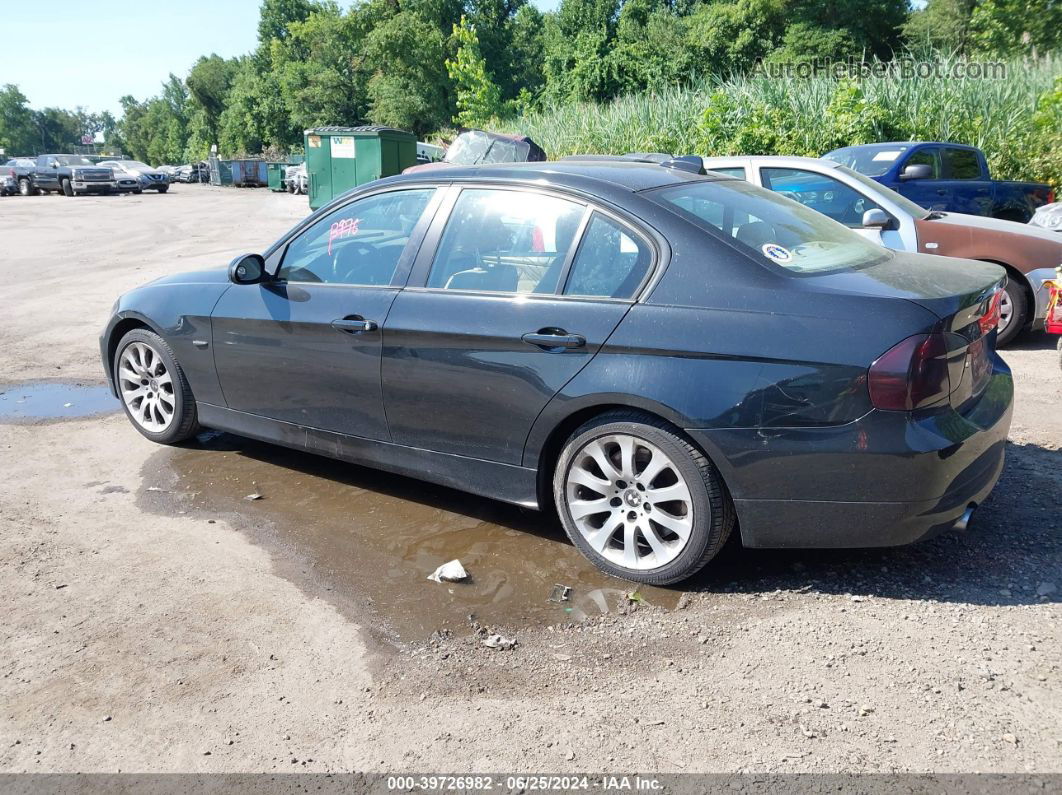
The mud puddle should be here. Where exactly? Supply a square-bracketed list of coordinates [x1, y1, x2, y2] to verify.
[0, 381, 119, 422]
[144, 432, 680, 644]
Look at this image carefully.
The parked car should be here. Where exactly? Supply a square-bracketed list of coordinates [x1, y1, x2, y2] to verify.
[699, 154, 1062, 346]
[99, 160, 170, 192]
[103, 160, 146, 194]
[100, 159, 1012, 584]
[823, 142, 1053, 223]
[5, 158, 38, 195]
[415, 141, 445, 165]
[286, 162, 307, 194]
[1030, 202, 1062, 233]
[0, 166, 16, 196]
[32, 154, 116, 196]
[180, 162, 209, 183]
[403, 130, 546, 174]
[1042, 269, 1062, 371]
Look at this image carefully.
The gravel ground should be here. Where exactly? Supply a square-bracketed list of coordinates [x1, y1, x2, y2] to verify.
[0, 189, 1059, 774]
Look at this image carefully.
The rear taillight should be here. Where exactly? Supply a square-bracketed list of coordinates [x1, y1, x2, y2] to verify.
[978, 289, 1002, 336]
[868, 333, 951, 411]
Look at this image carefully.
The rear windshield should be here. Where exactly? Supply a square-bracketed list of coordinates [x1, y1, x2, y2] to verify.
[823, 145, 910, 177]
[650, 179, 890, 275]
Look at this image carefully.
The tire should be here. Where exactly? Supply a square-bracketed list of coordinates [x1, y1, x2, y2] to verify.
[61, 178, 74, 197]
[553, 410, 734, 585]
[157, 185, 169, 193]
[1057, 337, 1062, 374]
[113, 328, 199, 445]
[134, 188, 142, 194]
[18, 177, 37, 196]
[995, 278, 1028, 347]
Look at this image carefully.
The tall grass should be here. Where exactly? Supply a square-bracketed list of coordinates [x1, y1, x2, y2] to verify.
[506, 53, 1062, 187]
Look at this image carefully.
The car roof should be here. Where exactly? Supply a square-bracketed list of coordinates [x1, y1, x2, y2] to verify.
[701, 154, 844, 171]
[392, 160, 731, 193]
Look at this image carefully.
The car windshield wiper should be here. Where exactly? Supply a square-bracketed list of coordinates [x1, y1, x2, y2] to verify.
[924, 211, 947, 220]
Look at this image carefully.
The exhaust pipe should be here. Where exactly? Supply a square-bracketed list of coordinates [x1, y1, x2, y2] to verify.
[954, 504, 976, 532]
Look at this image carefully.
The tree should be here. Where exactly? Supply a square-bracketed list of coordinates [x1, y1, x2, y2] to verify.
[185, 55, 239, 151]
[970, 0, 1062, 56]
[447, 16, 504, 126]
[363, 12, 452, 134]
[0, 84, 40, 155]
[902, 0, 978, 54]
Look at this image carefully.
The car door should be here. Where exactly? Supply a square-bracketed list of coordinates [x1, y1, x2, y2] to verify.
[758, 166, 901, 249]
[381, 186, 655, 465]
[939, 146, 991, 216]
[35, 156, 59, 190]
[210, 186, 441, 440]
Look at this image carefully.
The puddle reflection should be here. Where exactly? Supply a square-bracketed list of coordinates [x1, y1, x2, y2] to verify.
[152, 432, 679, 642]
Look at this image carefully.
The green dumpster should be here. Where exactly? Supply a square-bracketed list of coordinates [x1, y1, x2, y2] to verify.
[304, 126, 417, 210]
[267, 162, 290, 191]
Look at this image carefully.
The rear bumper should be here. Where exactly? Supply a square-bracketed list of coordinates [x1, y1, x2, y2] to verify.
[687, 363, 1014, 549]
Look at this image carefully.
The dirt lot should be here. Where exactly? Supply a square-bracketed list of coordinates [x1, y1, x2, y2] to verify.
[1, 188, 1059, 774]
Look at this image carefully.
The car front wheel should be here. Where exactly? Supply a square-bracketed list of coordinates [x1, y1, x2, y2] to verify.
[114, 329, 199, 444]
[61, 178, 74, 197]
[553, 411, 734, 585]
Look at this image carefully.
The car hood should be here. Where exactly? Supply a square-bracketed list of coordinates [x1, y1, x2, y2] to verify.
[145, 268, 231, 287]
[806, 250, 1005, 321]
[930, 211, 1062, 243]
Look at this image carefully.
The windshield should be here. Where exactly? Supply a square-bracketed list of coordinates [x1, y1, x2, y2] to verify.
[832, 164, 931, 219]
[55, 155, 94, 166]
[651, 179, 890, 275]
[823, 144, 910, 177]
[444, 132, 492, 165]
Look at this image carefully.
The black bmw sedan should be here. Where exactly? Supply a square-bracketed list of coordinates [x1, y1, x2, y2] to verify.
[100, 159, 1013, 584]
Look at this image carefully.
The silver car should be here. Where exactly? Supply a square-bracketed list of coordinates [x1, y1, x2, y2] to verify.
[99, 160, 170, 193]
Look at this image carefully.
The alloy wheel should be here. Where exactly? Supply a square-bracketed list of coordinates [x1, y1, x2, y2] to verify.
[564, 433, 696, 570]
[118, 342, 176, 432]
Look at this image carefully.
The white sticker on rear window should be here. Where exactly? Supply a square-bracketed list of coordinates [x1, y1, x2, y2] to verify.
[761, 243, 793, 263]
[872, 150, 903, 162]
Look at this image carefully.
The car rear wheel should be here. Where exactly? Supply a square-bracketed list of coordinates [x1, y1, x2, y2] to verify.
[61, 179, 74, 197]
[114, 329, 199, 445]
[996, 279, 1027, 347]
[553, 411, 734, 585]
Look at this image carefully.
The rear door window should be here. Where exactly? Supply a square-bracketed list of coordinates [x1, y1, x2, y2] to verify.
[426, 189, 586, 294]
[707, 167, 746, 180]
[942, 148, 982, 179]
[563, 213, 652, 299]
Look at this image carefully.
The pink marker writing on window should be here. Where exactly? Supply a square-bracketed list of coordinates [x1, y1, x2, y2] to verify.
[328, 217, 361, 255]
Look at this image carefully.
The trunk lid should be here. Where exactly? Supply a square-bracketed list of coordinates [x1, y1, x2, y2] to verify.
[814, 251, 1005, 410]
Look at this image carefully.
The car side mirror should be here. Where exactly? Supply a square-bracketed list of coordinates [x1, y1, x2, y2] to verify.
[862, 208, 891, 229]
[228, 253, 267, 285]
[51, 162, 59, 168]
[900, 163, 933, 181]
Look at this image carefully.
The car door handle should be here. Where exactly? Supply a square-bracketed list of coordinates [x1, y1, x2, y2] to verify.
[521, 330, 586, 350]
[331, 317, 378, 334]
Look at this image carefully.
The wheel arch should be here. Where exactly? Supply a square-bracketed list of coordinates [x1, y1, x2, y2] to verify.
[527, 396, 735, 517]
[978, 259, 1034, 329]
[105, 314, 165, 389]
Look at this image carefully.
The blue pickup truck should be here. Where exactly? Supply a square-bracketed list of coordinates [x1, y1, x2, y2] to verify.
[823, 142, 1053, 223]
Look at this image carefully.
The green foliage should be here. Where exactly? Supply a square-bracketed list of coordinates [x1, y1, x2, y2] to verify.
[508, 53, 1062, 189]
[447, 16, 504, 127]
[0, 84, 39, 154]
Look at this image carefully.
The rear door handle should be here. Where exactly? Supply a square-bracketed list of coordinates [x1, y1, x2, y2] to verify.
[331, 316, 378, 334]
[521, 330, 586, 350]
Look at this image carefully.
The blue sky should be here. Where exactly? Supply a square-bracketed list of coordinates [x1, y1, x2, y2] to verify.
[5, 0, 561, 116]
